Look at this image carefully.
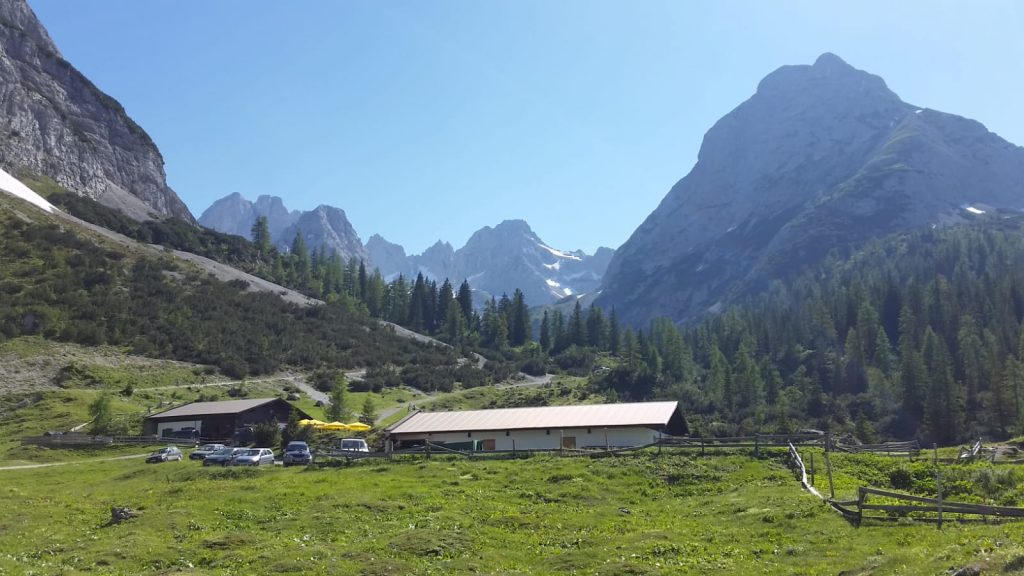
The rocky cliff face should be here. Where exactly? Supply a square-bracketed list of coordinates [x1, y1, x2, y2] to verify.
[365, 234, 408, 279]
[279, 205, 368, 264]
[598, 53, 1024, 326]
[0, 0, 193, 221]
[198, 193, 298, 243]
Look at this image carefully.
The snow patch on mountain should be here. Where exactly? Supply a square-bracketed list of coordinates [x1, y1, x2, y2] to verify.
[0, 167, 54, 212]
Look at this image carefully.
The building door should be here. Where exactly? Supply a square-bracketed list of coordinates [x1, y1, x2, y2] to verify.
[480, 439, 496, 451]
[561, 436, 576, 450]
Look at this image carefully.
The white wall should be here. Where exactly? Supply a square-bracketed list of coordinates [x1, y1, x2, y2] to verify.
[393, 426, 661, 451]
[156, 420, 202, 436]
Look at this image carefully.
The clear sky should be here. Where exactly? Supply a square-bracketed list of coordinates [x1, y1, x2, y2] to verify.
[28, 1, 1024, 255]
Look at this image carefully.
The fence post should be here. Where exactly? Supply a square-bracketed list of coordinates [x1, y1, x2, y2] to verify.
[936, 466, 943, 530]
[426, 441, 431, 460]
[809, 452, 815, 487]
[755, 434, 760, 457]
[933, 443, 938, 466]
[512, 438, 516, 456]
[824, 451, 835, 501]
[825, 431, 831, 453]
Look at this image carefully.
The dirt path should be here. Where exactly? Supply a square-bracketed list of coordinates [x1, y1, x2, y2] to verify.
[0, 452, 148, 472]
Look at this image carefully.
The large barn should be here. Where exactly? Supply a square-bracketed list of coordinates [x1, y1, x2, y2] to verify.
[143, 398, 309, 440]
[387, 401, 687, 451]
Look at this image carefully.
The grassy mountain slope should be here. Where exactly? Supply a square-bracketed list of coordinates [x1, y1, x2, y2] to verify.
[0, 190, 462, 381]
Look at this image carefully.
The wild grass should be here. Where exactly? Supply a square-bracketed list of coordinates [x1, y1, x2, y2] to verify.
[1, 450, 1024, 574]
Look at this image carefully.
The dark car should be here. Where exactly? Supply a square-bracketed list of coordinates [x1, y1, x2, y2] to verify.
[146, 446, 183, 463]
[189, 443, 226, 461]
[203, 447, 244, 467]
[282, 441, 312, 467]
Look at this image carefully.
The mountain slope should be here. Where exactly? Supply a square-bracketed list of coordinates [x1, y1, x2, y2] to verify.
[0, 181, 460, 380]
[0, 0, 193, 221]
[598, 53, 1024, 326]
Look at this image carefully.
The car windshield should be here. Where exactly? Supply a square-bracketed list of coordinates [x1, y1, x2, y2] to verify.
[212, 448, 233, 456]
[155, 448, 172, 454]
[241, 449, 261, 456]
[286, 443, 307, 451]
[198, 444, 219, 451]
[341, 441, 362, 449]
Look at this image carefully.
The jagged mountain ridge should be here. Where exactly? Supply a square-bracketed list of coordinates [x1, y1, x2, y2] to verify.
[198, 193, 368, 263]
[198, 192, 299, 243]
[372, 220, 615, 306]
[598, 53, 1024, 326]
[0, 0, 193, 221]
[201, 192, 612, 306]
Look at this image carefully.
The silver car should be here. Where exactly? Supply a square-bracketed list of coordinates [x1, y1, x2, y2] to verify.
[229, 448, 275, 466]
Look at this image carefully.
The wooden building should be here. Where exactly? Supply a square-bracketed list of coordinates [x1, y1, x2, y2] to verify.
[143, 398, 309, 440]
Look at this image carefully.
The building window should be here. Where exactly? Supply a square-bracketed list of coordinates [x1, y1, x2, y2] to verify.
[468, 432, 472, 438]
[546, 430, 550, 435]
[505, 430, 510, 436]
[587, 428, 592, 434]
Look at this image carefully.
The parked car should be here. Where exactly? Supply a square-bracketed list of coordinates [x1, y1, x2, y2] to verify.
[146, 446, 183, 463]
[229, 448, 275, 467]
[338, 438, 369, 453]
[282, 441, 312, 467]
[203, 447, 245, 467]
[189, 443, 226, 461]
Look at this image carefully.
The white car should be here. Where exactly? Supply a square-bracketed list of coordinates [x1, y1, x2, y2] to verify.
[229, 448, 275, 466]
[339, 438, 369, 452]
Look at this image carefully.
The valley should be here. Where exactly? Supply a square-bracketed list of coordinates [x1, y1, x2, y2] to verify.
[2, 0, 1024, 573]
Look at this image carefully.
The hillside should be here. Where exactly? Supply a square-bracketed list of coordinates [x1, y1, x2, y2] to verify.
[0, 188, 465, 383]
[599, 53, 1024, 326]
[660, 214, 1024, 444]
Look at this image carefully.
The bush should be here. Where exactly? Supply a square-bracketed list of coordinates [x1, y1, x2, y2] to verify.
[253, 421, 281, 448]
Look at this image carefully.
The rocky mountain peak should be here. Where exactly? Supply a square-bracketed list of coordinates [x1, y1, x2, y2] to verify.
[0, 0, 59, 57]
[0, 0, 193, 222]
[599, 54, 1024, 326]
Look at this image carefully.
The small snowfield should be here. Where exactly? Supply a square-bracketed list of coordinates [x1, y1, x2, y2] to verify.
[0, 168, 56, 213]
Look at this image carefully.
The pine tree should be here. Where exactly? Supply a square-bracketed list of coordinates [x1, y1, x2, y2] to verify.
[326, 373, 350, 422]
[608, 308, 620, 355]
[360, 396, 377, 425]
[251, 216, 272, 261]
[291, 232, 311, 290]
[539, 310, 552, 352]
[456, 280, 474, 324]
[509, 289, 529, 346]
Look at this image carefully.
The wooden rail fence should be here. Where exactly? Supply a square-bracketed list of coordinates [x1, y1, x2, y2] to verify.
[21, 434, 197, 448]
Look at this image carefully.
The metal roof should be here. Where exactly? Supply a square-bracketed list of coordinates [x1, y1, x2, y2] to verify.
[388, 401, 682, 435]
[147, 398, 284, 420]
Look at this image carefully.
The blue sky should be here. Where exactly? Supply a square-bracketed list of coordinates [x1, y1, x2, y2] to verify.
[29, 1, 1024, 255]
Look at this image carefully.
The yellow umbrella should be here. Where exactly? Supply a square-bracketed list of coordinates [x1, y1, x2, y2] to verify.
[346, 422, 371, 432]
[322, 422, 350, 431]
[298, 419, 318, 427]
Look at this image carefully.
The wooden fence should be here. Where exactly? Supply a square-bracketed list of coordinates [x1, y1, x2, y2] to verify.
[832, 440, 920, 457]
[21, 434, 197, 448]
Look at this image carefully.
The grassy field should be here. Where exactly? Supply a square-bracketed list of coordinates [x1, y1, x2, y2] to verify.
[2, 449, 1024, 575]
